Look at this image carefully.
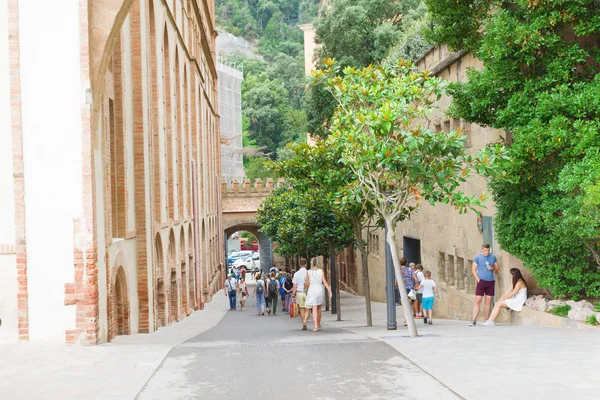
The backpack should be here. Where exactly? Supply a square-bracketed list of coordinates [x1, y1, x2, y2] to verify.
[256, 280, 264, 295]
[284, 278, 293, 291]
[268, 278, 278, 296]
[279, 277, 286, 294]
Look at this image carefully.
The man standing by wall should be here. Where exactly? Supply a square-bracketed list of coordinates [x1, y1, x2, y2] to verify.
[469, 244, 500, 326]
[292, 258, 310, 330]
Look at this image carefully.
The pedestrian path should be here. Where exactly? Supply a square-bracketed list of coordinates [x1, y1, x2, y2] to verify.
[322, 291, 600, 400]
[138, 289, 460, 400]
[2, 287, 599, 399]
[0, 296, 230, 400]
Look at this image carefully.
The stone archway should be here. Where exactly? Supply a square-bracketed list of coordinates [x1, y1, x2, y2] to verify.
[108, 251, 130, 340]
[180, 228, 187, 314]
[168, 229, 178, 324]
[155, 233, 166, 328]
[114, 266, 130, 336]
[224, 219, 274, 274]
[188, 224, 195, 310]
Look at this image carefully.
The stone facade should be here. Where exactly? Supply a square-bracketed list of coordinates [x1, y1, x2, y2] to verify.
[1, 0, 223, 344]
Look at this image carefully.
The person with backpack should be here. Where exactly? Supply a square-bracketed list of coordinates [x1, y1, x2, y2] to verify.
[283, 272, 294, 313]
[253, 272, 266, 315]
[279, 272, 288, 312]
[266, 271, 280, 315]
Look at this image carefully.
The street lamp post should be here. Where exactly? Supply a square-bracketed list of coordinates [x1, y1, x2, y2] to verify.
[385, 220, 397, 330]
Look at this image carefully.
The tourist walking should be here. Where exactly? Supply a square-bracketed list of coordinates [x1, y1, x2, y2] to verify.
[399, 258, 419, 326]
[279, 272, 288, 312]
[483, 268, 528, 326]
[305, 258, 332, 331]
[469, 243, 500, 326]
[415, 264, 425, 319]
[266, 271, 280, 315]
[420, 271, 438, 325]
[253, 272, 266, 315]
[282, 272, 293, 313]
[250, 259, 257, 280]
[224, 274, 238, 311]
[238, 277, 248, 311]
[292, 258, 310, 330]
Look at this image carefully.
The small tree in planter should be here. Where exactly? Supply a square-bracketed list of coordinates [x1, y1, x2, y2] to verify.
[319, 59, 506, 337]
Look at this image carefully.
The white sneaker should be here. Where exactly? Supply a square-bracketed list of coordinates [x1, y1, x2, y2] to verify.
[482, 320, 496, 327]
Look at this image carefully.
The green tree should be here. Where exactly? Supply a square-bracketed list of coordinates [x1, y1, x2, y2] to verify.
[272, 142, 377, 326]
[424, 0, 600, 297]
[306, 0, 426, 138]
[320, 59, 505, 336]
[257, 187, 354, 259]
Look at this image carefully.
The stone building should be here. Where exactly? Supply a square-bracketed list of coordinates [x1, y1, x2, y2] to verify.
[0, 0, 223, 344]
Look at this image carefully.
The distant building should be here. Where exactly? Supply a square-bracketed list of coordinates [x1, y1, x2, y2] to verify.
[217, 61, 244, 185]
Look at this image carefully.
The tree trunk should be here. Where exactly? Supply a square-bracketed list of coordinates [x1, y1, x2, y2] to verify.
[385, 219, 418, 337]
[332, 248, 341, 321]
[324, 256, 330, 311]
[361, 249, 373, 326]
[353, 219, 372, 326]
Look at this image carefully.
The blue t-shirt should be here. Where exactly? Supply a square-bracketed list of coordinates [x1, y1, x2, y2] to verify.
[474, 253, 497, 281]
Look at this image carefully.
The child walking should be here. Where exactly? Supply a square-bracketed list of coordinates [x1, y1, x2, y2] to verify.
[421, 271, 438, 325]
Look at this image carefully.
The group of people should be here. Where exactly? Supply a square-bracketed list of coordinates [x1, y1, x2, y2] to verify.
[225, 243, 529, 328]
[396, 259, 439, 325]
[223, 257, 333, 332]
[394, 243, 528, 327]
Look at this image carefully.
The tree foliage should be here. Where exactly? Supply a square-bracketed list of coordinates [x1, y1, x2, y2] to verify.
[306, 0, 426, 138]
[218, 0, 315, 160]
[257, 187, 354, 258]
[425, 0, 600, 297]
[319, 59, 506, 335]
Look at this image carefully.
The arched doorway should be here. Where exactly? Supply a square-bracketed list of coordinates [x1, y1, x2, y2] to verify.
[180, 228, 187, 314]
[155, 233, 166, 328]
[188, 224, 195, 310]
[224, 220, 274, 275]
[168, 229, 178, 324]
[114, 266, 130, 336]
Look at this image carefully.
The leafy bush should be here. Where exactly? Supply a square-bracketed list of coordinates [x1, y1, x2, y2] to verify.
[585, 314, 599, 326]
[424, 0, 600, 298]
[594, 303, 600, 313]
[549, 305, 571, 318]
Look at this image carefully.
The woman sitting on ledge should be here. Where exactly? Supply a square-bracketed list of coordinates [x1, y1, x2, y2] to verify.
[483, 268, 528, 327]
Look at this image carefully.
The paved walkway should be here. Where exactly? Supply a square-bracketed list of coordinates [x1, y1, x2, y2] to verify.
[1, 287, 599, 399]
[138, 291, 458, 400]
[0, 296, 229, 400]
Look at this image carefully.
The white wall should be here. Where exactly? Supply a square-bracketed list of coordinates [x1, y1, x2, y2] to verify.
[19, 0, 82, 341]
[0, 0, 18, 343]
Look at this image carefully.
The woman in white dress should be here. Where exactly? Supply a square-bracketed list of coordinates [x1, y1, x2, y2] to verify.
[305, 258, 332, 331]
[483, 268, 528, 326]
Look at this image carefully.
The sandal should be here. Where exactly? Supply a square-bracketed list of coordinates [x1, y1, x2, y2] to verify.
[428, 320, 433, 325]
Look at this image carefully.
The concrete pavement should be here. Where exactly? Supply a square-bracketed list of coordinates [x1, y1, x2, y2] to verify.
[1, 286, 599, 399]
[138, 290, 460, 400]
[0, 295, 230, 400]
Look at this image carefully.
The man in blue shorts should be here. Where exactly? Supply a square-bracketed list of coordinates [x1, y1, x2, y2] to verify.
[469, 243, 499, 326]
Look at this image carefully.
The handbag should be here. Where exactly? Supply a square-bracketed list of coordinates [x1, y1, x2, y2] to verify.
[289, 297, 299, 318]
[394, 286, 401, 304]
[408, 289, 417, 300]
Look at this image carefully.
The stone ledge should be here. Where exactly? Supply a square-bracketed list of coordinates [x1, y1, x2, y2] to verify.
[511, 306, 597, 330]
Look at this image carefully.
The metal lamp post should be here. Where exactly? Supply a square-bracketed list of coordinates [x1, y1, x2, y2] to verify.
[384, 219, 397, 330]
